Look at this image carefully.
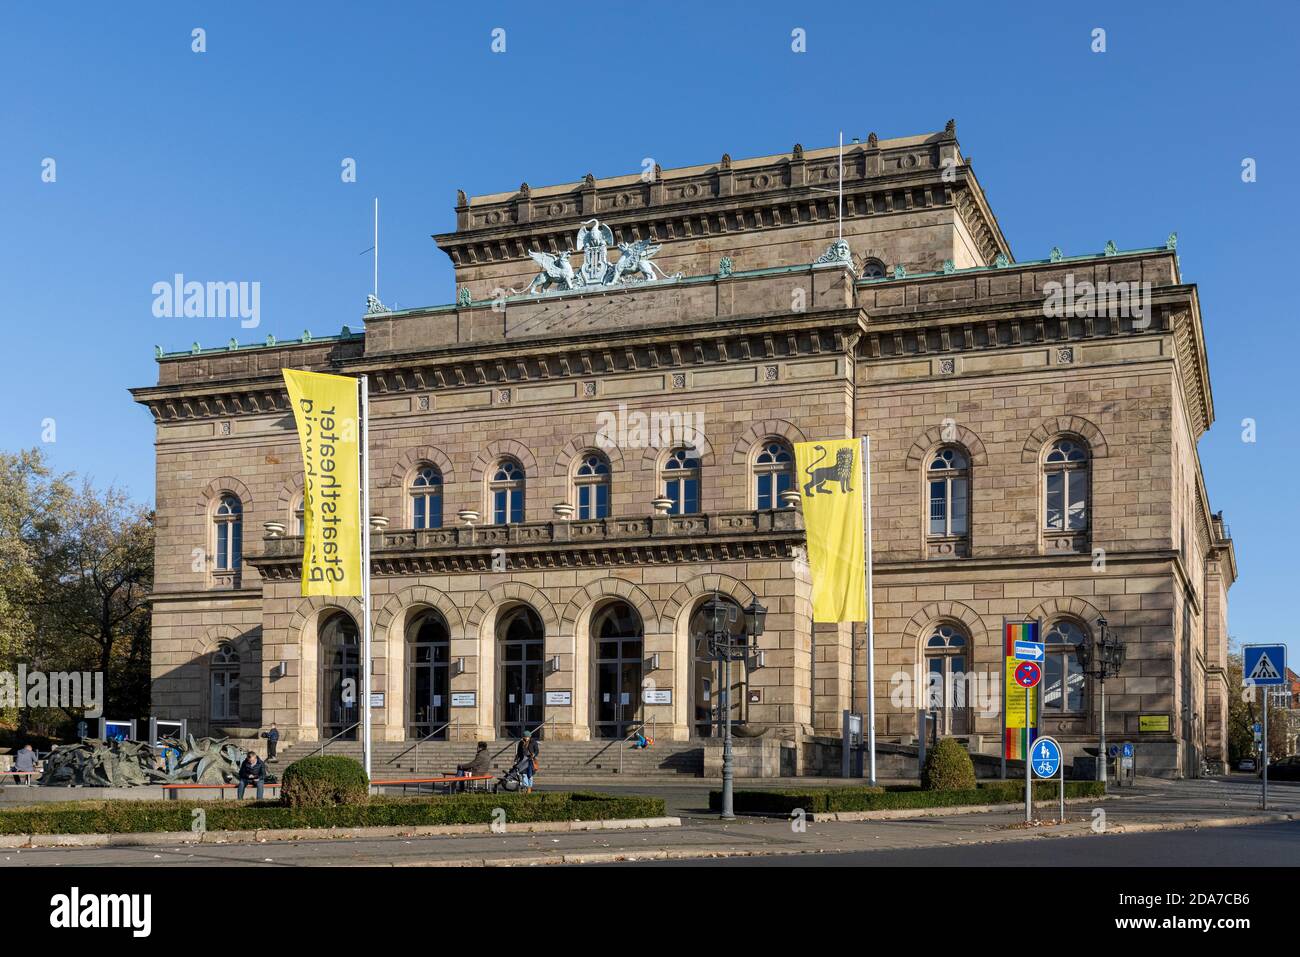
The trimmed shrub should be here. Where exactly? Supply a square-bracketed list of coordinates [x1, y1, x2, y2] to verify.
[0, 792, 667, 835]
[279, 755, 369, 808]
[922, 738, 976, 790]
[708, 780, 1105, 814]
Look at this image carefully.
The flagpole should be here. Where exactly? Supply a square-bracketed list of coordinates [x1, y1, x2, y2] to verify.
[862, 435, 877, 786]
[359, 374, 373, 785]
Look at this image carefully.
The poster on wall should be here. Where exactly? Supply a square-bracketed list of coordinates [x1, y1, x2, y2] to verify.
[1003, 619, 1041, 760]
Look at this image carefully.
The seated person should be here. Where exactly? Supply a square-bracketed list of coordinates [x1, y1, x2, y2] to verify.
[455, 741, 491, 789]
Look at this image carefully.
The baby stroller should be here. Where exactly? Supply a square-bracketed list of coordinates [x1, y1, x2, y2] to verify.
[497, 753, 533, 793]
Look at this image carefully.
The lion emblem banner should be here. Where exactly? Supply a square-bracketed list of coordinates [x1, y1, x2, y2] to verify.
[795, 439, 866, 622]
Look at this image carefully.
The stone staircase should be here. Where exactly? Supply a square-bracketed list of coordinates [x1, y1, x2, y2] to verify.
[271, 738, 705, 779]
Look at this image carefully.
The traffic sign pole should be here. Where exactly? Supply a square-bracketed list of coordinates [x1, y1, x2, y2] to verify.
[1024, 687, 1030, 822]
[1262, 696, 1269, 811]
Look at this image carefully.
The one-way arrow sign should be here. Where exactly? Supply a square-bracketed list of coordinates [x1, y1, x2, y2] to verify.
[1013, 640, 1044, 662]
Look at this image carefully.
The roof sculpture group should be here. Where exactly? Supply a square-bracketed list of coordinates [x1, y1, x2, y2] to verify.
[37, 735, 252, 787]
[525, 218, 682, 295]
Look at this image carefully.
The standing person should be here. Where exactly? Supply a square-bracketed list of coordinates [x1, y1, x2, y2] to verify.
[261, 724, 280, 763]
[12, 745, 37, 785]
[515, 731, 539, 794]
[237, 751, 267, 800]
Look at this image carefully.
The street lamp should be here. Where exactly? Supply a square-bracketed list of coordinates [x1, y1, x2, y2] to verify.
[697, 591, 766, 820]
[1078, 615, 1126, 785]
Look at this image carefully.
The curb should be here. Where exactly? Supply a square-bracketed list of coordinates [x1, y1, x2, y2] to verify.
[0, 816, 682, 849]
[810, 796, 1103, 822]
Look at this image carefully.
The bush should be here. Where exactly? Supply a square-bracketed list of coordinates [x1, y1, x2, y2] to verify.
[0, 792, 667, 835]
[708, 780, 1105, 815]
[922, 738, 976, 790]
[279, 755, 369, 808]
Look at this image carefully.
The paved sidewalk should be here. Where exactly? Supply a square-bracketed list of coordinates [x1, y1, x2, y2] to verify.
[1, 775, 1294, 867]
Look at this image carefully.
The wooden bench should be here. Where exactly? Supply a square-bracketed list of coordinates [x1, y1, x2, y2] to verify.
[4, 770, 40, 785]
[160, 782, 281, 800]
[371, 774, 495, 795]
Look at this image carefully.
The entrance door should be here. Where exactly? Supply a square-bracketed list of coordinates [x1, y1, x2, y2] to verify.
[408, 611, 450, 739]
[320, 613, 360, 740]
[593, 602, 643, 739]
[498, 605, 544, 737]
[925, 625, 970, 736]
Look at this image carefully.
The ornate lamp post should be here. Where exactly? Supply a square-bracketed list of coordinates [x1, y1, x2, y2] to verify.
[1078, 615, 1127, 785]
[698, 592, 766, 820]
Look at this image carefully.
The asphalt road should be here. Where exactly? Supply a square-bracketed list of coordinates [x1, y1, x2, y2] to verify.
[613, 821, 1300, 866]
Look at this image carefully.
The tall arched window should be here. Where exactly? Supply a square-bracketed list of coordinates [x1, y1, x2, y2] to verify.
[210, 643, 240, 722]
[1044, 438, 1089, 531]
[213, 495, 243, 571]
[928, 446, 970, 545]
[691, 596, 747, 737]
[592, 601, 643, 739]
[319, 613, 360, 739]
[925, 624, 970, 735]
[409, 465, 443, 529]
[574, 452, 611, 520]
[290, 495, 304, 537]
[1043, 620, 1087, 714]
[662, 447, 701, 515]
[490, 459, 525, 524]
[498, 605, 544, 738]
[407, 610, 450, 738]
[754, 440, 794, 509]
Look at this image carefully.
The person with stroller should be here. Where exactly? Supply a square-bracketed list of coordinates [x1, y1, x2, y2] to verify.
[515, 730, 539, 793]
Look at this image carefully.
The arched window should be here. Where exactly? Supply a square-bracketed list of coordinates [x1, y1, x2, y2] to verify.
[290, 495, 304, 537]
[210, 643, 240, 722]
[1044, 438, 1089, 531]
[319, 613, 360, 739]
[690, 596, 747, 737]
[924, 624, 970, 735]
[407, 610, 450, 738]
[928, 447, 970, 538]
[754, 440, 794, 509]
[498, 605, 544, 738]
[592, 601, 643, 739]
[490, 459, 525, 524]
[662, 448, 701, 515]
[409, 465, 443, 529]
[213, 495, 242, 571]
[1043, 620, 1087, 714]
[574, 452, 611, 520]
[860, 257, 886, 279]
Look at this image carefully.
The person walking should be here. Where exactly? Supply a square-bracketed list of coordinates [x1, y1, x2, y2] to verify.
[261, 724, 280, 763]
[237, 751, 267, 800]
[515, 731, 539, 794]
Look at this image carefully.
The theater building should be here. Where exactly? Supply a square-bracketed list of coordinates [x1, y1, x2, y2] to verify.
[131, 123, 1236, 777]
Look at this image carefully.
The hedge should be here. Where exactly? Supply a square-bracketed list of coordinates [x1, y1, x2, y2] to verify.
[0, 792, 667, 835]
[279, 755, 369, 808]
[708, 780, 1106, 814]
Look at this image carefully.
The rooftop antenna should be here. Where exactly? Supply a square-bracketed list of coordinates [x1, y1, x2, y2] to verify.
[359, 197, 380, 304]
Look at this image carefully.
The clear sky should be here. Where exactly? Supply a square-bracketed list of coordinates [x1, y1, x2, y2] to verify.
[1, 2, 1295, 662]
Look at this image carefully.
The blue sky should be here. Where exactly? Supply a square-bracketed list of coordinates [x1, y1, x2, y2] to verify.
[1, 1, 1295, 662]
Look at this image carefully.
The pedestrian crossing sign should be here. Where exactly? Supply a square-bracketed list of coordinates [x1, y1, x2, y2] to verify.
[1243, 644, 1287, 687]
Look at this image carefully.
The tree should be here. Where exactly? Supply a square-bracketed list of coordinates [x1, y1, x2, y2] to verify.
[1225, 650, 1254, 765]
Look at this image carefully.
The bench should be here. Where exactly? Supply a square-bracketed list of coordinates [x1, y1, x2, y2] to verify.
[161, 782, 281, 800]
[370, 774, 495, 795]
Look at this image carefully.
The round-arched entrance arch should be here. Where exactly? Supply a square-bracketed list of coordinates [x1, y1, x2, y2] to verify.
[498, 605, 544, 738]
[592, 601, 644, 739]
[407, 610, 451, 739]
[319, 612, 360, 740]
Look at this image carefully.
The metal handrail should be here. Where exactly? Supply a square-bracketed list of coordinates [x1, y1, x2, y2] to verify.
[384, 719, 460, 770]
[300, 722, 360, 761]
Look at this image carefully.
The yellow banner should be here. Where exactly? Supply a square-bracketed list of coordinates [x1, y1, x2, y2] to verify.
[282, 369, 362, 596]
[794, 439, 866, 622]
[1005, 657, 1039, 728]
